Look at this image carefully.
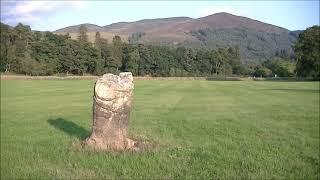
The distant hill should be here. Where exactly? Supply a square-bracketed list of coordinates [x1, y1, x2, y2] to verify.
[54, 12, 302, 63]
[55, 23, 103, 33]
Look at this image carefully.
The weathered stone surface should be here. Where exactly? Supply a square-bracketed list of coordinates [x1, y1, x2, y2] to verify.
[85, 72, 136, 150]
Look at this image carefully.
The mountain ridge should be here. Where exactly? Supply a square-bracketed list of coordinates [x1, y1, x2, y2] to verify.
[53, 12, 301, 62]
[54, 13, 290, 33]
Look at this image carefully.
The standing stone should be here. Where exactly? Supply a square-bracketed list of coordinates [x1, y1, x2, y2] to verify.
[85, 72, 136, 150]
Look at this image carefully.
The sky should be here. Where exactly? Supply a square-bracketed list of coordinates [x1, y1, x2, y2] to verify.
[1, 1, 319, 31]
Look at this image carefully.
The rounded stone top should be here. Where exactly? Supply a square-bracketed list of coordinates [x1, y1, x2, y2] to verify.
[94, 72, 134, 100]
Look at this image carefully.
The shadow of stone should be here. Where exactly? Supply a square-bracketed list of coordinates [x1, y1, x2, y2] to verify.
[47, 118, 90, 140]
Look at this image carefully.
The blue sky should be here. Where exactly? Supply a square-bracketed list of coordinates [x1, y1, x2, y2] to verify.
[1, 1, 319, 31]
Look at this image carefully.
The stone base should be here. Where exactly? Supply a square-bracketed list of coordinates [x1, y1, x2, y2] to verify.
[84, 137, 139, 151]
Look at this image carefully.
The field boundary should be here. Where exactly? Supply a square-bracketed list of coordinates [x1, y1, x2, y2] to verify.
[0, 75, 208, 81]
[1, 74, 316, 81]
[1, 75, 99, 80]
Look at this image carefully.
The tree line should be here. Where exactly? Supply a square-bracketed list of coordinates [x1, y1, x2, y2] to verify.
[0, 23, 318, 79]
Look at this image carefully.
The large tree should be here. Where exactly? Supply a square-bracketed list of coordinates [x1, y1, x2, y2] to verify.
[294, 25, 319, 78]
[94, 32, 112, 74]
[0, 23, 15, 72]
[78, 25, 88, 44]
[110, 35, 123, 72]
[123, 45, 139, 75]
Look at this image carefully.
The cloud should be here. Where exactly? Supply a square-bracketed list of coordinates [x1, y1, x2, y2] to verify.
[69, 1, 87, 10]
[198, 6, 250, 17]
[4, 14, 40, 24]
[1, 1, 88, 25]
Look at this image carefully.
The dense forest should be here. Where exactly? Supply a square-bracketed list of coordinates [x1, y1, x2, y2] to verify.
[0, 22, 318, 78]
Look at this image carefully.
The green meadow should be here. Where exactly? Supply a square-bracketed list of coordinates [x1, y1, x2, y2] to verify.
[1, 79, 319, 179]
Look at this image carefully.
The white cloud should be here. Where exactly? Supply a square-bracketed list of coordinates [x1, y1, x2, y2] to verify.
[2, 1, 88, 25]
[11, 14, 40, 24]
[198, 6, 250, 17]
[7, 1, 61, 16]
[69, 1, 88, 10]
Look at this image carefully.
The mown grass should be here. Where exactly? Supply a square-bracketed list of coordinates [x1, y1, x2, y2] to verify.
[1, 79, 319, 179]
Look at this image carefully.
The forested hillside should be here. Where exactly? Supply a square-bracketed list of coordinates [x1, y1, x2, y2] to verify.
[55, 13, 301, 63]
[1, 22, 299, 77]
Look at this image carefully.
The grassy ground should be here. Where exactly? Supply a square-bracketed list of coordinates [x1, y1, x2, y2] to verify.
[1, 79, 319, 179]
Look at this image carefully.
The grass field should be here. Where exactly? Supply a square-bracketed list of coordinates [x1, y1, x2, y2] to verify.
[1, 79, 319, 179]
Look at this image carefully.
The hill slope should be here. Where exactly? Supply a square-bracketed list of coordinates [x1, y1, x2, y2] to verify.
[54, 13, 301, 63]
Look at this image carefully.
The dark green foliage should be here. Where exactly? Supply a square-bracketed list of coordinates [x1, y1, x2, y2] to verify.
[137, 44, 154, 76]
[294, 25, 320, 79]
[190, 28, 297, 63]
[253, 66, 272, 77]
[110, 35, 123, 73]
[263, 57, 295, 77]
[148, 45, 176, 77]
[122, 45, 140, 75]
[0, 23, 14, 72]
[94, 31, 111, 75]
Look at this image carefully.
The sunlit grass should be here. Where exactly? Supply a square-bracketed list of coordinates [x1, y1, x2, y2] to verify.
[1, 79, 319, 179]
